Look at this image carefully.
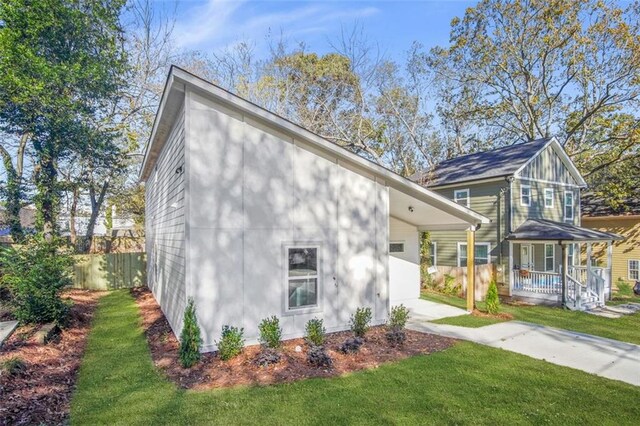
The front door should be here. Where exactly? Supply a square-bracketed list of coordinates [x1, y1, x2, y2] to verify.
[521, 244, 533, 270]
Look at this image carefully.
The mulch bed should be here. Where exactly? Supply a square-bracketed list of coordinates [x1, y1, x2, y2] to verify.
[0, 290, 104, 426]
[132, 287, 457, 390]
[471, 309, 514, 320]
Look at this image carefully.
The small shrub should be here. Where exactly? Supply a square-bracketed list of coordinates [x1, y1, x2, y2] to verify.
[258, 315, 282, 349]
[615, 279, 633, 298]
[349, 307, 372, 338]
[254, 348, 281, 367]
[339, 337, 363, 354]
[305, 318, 326, 346]
[179, 299, 202, 368]
[387, 305, 410, 330]
[443, 274, 460, 296]
[0, 357, 26, 377]
[307, 345, 332, 367]
[0, 236, 73, 325]
[386, 328, 406, 346]
[217, 325, 245, 361]
[485, 280, 501, 315]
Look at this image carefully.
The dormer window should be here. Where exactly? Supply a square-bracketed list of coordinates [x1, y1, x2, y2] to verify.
[520, 185, 531, 206]
[454, 189, 470, 208]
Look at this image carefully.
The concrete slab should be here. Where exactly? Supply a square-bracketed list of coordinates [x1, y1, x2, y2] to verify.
[400, 298, 468, 322]
[408, 320, 640, 387]
[584, 308, 622, 319]
[0, 320, 18, 347]
[614, 303, 640, 313]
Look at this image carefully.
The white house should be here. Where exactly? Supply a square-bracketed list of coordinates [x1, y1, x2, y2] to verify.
[140, 66, 489, 352]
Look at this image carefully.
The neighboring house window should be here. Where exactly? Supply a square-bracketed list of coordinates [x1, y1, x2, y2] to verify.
[545, 244, 555, 272]
[629, 260, 639, 281]
[429, 242, 437, 266]
[389, 242, 405, 253]
[520, 185, 531, 206]
[458, 243, 491, 267]
[544, 188, 554, 208]
[286, 246, 319, 310]
[454, 189, 470, 208]
[564, 191, 574, 220]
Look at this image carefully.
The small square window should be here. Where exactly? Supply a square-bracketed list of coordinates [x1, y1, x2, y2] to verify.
[287, 247, 318, 310]
[454, 189, 470, 208]
[390, 242, 405, 253]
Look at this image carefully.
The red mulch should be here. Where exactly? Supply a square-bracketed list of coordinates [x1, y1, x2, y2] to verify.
[471, 309, 514, 320]
[0, 290, 104, 426]
[132, 287, 457, 390]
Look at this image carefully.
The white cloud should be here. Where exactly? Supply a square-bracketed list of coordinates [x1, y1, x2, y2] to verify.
[173, 0, 380, 51]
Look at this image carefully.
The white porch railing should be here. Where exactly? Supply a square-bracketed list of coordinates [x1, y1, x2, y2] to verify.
[512, 270, 562, 294]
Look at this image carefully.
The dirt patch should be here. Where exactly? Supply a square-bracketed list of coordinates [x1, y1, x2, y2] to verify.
[132, 287, 456, 390]
[0, 290, 104, 426]
[471, 309, 514, 321]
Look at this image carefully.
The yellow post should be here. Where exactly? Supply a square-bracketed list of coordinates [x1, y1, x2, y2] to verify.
[466, 227, 475, 312]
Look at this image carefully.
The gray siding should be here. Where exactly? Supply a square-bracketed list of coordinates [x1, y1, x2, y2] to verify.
[145, 103, 186, 338]
[511, 179, 579, 229]
[429, 181, 509, 272]
[519, 145, 577, 185]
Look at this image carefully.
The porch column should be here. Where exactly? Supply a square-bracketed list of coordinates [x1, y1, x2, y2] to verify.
[586, 242, 593, 288]
[466, 227, 475, 312]
[607, 241, 613, 300]
[561, 243, 568, 308]
[508, 241, 513, 297]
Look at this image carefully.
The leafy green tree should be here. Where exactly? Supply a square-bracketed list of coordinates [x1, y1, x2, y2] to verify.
[427, 0, 640, 198]
[0, 0, 128, 236]
[179, 299, 202, 368]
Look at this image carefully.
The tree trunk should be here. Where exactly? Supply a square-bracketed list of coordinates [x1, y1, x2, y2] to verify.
[82, 178, 110, 253]
[34, 141, 59, 239]
[0, 134, 28, 242]
[69, 185, 79, 248]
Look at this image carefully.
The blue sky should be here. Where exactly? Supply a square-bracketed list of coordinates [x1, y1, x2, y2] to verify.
[169, 0, 475, 59]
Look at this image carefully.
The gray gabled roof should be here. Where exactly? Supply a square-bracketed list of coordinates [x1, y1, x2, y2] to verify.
[507, 219, 623, 242]
[420, 138, 552, 187]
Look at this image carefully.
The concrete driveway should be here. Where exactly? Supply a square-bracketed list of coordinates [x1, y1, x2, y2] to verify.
[408, 319, 640, 387]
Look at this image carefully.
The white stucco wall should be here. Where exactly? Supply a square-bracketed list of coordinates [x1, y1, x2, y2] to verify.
[388, 217, 420, 303]
[185, 90, 389, 351]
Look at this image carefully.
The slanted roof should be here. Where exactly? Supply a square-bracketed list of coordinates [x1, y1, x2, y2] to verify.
[140, 66, 490, 230]
[581, 192, 640, 218]
[420, 138, 551, 187]
[507, 219, 623, 242]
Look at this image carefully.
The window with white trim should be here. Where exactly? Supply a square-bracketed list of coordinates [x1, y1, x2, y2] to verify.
[454, 189, 470, 208]
[458, 243, 490, 267]
[429, 242, 437, 266]
[286, 246, 319, 310]
[389, 242, 405, 253]
[629, 260, 639, 281]
[568, 243, 576, 266]
[544, 188, 554, 208]
[520, 185, 531, 206]
[564, 191, 574, 220]
[545, 244, 555, 272]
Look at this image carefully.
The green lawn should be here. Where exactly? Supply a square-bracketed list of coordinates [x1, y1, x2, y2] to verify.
[70, 291, 640, 425]
[423, 291, 640, 344]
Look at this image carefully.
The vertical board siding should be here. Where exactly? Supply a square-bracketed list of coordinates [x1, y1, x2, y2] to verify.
[519, 145, 577, 185]
[72, 253, 146, 290]
[145, 103, 187, 338]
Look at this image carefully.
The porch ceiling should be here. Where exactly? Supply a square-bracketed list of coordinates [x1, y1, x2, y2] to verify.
[389, 187, 486, 231]
[507, 218, 623, 243]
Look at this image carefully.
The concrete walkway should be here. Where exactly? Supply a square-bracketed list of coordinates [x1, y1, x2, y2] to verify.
[408, 319, 640, 387]
[401, 298, 469, 321]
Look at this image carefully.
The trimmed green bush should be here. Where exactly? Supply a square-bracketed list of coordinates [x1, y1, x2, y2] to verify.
[485, 280, 501, 314]
[350, 307, 372, 338]
[179, 299, 202, 368]
[387, 304, 410, 329]
[217, 325, 245, 361]
[258, 315, 282, 349]
[0, 236, 73, 325]
[305, 318, 326, 346]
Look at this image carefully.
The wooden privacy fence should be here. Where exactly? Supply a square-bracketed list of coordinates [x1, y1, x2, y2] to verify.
[432, 264, 496, 301]
[72, 252, 146, 290]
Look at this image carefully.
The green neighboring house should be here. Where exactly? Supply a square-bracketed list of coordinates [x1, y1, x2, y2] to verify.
[414, 137, 621, 310]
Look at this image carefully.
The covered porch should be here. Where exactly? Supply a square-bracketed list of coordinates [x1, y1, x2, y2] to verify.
[507, 219, 622, 310]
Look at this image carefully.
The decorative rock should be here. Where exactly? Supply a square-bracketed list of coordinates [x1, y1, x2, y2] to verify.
[33, 323, 60, 345]
[294, 345, 302, 353]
